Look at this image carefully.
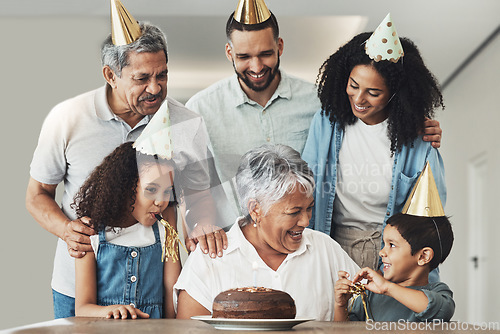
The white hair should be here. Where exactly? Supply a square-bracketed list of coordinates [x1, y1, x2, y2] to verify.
[235, 144, 315, 222]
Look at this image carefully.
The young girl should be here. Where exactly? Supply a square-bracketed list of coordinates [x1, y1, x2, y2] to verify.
[73, 141, 181, 319]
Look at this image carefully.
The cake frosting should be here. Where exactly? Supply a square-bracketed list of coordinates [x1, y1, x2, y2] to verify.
[212, 287, 296, 319]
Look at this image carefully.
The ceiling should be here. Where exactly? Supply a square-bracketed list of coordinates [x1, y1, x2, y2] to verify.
[2, 0, 499, 101]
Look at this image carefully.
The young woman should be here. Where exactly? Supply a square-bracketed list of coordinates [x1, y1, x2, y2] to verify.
[303, 25, 446, 274]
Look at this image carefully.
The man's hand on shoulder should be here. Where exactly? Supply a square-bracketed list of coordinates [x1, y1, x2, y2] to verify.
[64, 216, 96, 258]
[185, 223, 228, 258]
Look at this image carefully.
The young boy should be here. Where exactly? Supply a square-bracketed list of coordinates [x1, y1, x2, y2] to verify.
[334, 212, 455, 322]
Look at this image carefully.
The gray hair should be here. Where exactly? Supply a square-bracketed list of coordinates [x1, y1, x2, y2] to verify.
[101, 22, 168, 77]
[235, 144, 315, 221]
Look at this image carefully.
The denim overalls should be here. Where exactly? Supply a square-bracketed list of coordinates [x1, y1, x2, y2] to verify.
[96, 222, 164, 318]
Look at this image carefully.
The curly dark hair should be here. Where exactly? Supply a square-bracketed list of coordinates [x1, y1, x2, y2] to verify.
[317, 32, 444, 153]
[72, 142, 177, 231]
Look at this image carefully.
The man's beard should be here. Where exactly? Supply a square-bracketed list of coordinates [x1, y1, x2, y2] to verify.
[233, 57, 280, 92]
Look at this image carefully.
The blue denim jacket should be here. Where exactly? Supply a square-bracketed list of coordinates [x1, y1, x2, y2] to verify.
[302, 111, 447, 238]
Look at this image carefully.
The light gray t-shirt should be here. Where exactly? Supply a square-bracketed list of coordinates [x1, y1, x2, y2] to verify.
[30, 85, 211, 297]
[186, 71, 320, 221]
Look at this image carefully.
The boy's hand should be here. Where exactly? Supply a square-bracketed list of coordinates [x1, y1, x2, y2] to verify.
[334, 271, 354, 307]
[105, 305, 150, 320]
[353, 267, 391, 295]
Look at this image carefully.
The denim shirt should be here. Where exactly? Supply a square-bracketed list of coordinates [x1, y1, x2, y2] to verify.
[302, 111, 447, 238]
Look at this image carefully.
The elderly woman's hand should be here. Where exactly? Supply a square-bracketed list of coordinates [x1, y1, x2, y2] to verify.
[333, 271, 354, 321]
[185, 223, 228, 258]
[334, 271, 354, 308]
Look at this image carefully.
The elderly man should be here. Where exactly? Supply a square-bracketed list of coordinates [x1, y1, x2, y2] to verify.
[26, 14, 225, 318]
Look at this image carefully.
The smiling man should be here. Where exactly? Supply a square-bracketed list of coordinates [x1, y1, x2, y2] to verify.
[186, 1, 320, 223]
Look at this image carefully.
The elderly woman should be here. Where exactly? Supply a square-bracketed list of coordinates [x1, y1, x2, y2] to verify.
[174, 144, 359, 320]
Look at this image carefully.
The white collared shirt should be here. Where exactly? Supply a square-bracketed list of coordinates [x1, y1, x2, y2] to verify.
[174, 218, 359, 321]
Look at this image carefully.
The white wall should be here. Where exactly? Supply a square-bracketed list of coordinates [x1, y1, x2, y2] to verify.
[438, 32, 500, 322]
[0, 18, 105, 329]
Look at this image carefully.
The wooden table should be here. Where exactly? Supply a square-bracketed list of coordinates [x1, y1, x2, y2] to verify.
[5, 317, 500, 333]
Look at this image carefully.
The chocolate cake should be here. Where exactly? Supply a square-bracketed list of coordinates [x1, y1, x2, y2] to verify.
[212, 287, 296, 319]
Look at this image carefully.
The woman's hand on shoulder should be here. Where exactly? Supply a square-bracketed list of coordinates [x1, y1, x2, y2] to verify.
[421, 118, 442, 148]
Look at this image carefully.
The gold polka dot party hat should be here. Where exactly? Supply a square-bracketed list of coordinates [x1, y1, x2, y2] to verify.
[365, 13, 404, 63]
